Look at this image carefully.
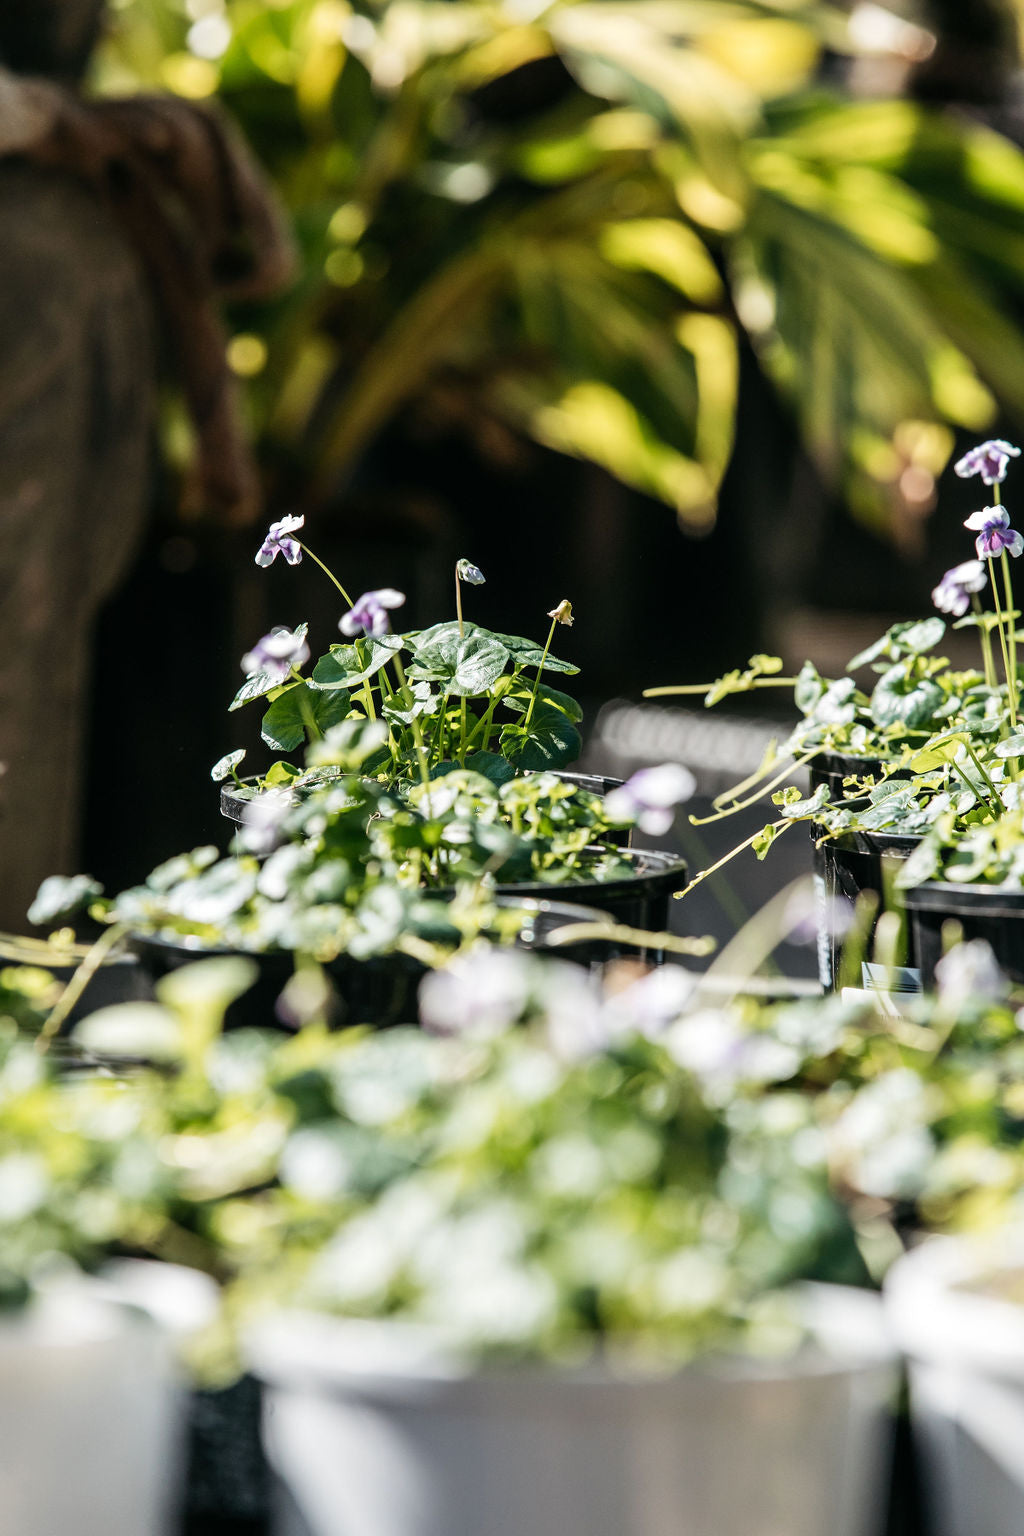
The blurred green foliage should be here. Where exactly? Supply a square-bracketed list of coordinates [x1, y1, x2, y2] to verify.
[95, 1, 1024, 531]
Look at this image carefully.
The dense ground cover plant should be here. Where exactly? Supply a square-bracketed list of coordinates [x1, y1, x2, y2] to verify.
[7, 929, 1024, 1369]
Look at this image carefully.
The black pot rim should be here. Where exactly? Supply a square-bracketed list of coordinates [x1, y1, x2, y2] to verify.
[901, 879, 1024, 918]
[811, 750, 895, 777]
[220, 769, 623, 825]
[487, 846, 687, 903]
[820, 828, 922, 856]
[126, 894, 615, 966]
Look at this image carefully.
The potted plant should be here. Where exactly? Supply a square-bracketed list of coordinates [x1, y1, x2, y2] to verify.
[0, 966, 225, 1536]
[645, 438, 1024, 989]
[29, 721, 698, 1029]
[224, 535, 597, 795]
[886, 1230, 1024, 1536]
[192, 947, 902, 1536]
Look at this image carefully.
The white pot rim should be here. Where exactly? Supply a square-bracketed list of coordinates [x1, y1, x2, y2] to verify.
[248, 1283, 894, 1403]
[886, 1229, 1024, 1379]
[0, 1260, 218, 1353]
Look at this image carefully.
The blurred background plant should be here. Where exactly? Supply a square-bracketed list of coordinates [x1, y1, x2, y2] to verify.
[93, 0, 1024, 537]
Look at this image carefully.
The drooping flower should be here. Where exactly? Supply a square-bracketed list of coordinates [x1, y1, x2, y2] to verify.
[603, 762, 696, 835]
[241, 625, 310, 683]
[456, 559, 485, 585]
[339, 588, 406, 638]
[964, 507, 1024, 560]
[547, 599, 573, 626]
[954, 439, 1021, 486]
[255, 513, 304, 567]
[931, 558, 988, 617]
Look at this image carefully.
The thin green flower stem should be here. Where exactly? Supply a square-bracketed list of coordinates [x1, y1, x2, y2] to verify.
[971, 592, 996, 691]
[1001, 548, 1020, 725]
[643, 679, 799, 697]
[297, 542, 353, 607]
[689, 748, 821, 825]
[524, 619, 558, 730]
[36, 923, 127, 1054]
[455, 572, 469, 762]
[711, 748, 784, 810]
[437, 693, 450, 763]
[392, 655, 432, 792]
[987, 552, 1017, 732]
[674, 820, 793, 900]
[960, 741, 1001, 810]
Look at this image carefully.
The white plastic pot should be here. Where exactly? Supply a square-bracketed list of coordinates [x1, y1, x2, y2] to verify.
[0, 1261, 217, 1536]
[887, 1231, 1024, 1536]
[249, 1285, 897, 1536]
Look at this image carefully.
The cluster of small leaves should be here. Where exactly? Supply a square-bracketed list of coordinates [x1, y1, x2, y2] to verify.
[212, 1028, 855, 1363]
[224, 620, 583, 792]
[55, 751, 635, 962]
[8, 936, 1024, 1358]
[0, 959, 288, 1313]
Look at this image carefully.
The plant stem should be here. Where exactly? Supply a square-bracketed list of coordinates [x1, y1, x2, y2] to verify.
[971, 592, 996, 690]
[297, 542, 353, 607]
[1002, 547, 1020, 727]
[36, 924, 127, 1054]
[690, 748, 821, 825]
[643, 679, 799, 697]
[524, 618, 557, 731]
[675, 822, 792, 900]
[961, 741, 1001, 809]
[455, 570, 468, 762]
[289, 671, 322, 742]
[988, 552, 1017, 731]
[393, 655, 432, 791]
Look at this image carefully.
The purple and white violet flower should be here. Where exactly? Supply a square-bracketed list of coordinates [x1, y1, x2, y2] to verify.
[931, 558, 988, 617]
[603, 762, 696, 835]
[954, 439, 1021, 486]
[255, 513, 304, 567]
[456, 559, 486, 586]
[339, 588, 406, 638]
[964, 507, 1024, 561]
[241, 624, 310, 683]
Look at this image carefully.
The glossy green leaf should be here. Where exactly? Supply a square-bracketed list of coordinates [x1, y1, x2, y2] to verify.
[261, 683, 354, 753]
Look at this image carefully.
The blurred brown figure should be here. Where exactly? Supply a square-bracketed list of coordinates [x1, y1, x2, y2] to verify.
[0, 1, 292, 932]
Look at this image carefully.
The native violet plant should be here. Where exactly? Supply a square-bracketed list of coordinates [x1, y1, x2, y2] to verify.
[638, 441, 1024, 894]
[217, 516, 585, 797]
[31, 719, 680, 976]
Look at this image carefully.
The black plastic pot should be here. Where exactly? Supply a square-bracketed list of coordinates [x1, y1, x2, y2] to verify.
[807, 753, 918, 991]
[128, 896, 613, 1032]
[904, 880, 1024, 989]
[811, 828, 921, 991]
[494, 846, 687, 934]
[808, 750, 911, 805]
